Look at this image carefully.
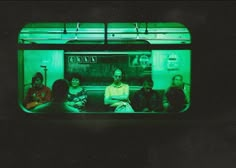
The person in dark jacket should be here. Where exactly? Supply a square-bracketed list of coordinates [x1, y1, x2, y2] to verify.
[132, 77, 162, 112]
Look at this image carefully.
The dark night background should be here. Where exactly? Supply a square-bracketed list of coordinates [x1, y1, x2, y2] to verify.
[0, 1, 235, 168]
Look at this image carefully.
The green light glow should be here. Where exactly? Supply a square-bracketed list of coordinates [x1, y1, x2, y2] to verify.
[19, 22, 190, 44]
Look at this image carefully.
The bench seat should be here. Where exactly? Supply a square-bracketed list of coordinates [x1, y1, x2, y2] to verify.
[84, 86, 165, 112]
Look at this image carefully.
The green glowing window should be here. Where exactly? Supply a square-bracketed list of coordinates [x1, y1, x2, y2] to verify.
[18, 22, 191, 114]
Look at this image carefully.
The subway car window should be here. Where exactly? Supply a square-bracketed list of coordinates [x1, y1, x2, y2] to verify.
[18, 22, 191, 114]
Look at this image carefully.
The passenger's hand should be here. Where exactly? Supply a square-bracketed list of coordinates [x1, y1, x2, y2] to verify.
[75, 101, 84, 107]
[32, 96, 41, 102]
[66, 101, 75, 106]
[163, 103, 169, 109]
[142, 108, 149, 112]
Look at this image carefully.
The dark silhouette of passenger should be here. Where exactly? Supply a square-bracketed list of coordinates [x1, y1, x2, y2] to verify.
[32, 79, 79, 113]
[132, 77, 162, 112]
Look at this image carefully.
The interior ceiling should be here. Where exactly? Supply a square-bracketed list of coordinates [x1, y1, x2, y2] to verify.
[22, 22, 186, 29]
[18, 22, 191, 44]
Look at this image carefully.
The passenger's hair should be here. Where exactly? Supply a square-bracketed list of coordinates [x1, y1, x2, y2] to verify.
[143, 77, 153, 87]
[172, 74, 183, 81]
[68, 73, 82, 82]
[112, 68, 123, 75]
[51, 79, 69, 101]
[32, 72, 43, 84]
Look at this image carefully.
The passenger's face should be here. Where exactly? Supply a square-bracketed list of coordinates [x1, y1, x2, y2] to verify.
[143, 82, 153, 93]
[173, 76, 183, 87]
[71, 78, 80, 87]
[33, 78, 43, 88]
[113, 70, 122, 83]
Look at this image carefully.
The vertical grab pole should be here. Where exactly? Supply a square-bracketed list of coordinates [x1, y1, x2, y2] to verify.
[40, 65, 47, 87]
[44, 67, 47, 87]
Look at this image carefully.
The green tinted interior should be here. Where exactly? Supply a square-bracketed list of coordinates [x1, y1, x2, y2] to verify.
[18, 22, 191, 114]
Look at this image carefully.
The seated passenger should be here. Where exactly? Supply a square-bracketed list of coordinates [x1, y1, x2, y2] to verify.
[65, 73, 87, 112]
[23, 72, 51, 110]
[32, 79, 79, 113]
[131, 78, 162, 112]
[163, 74, 190, 112]
[104, 68, 134, 112]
